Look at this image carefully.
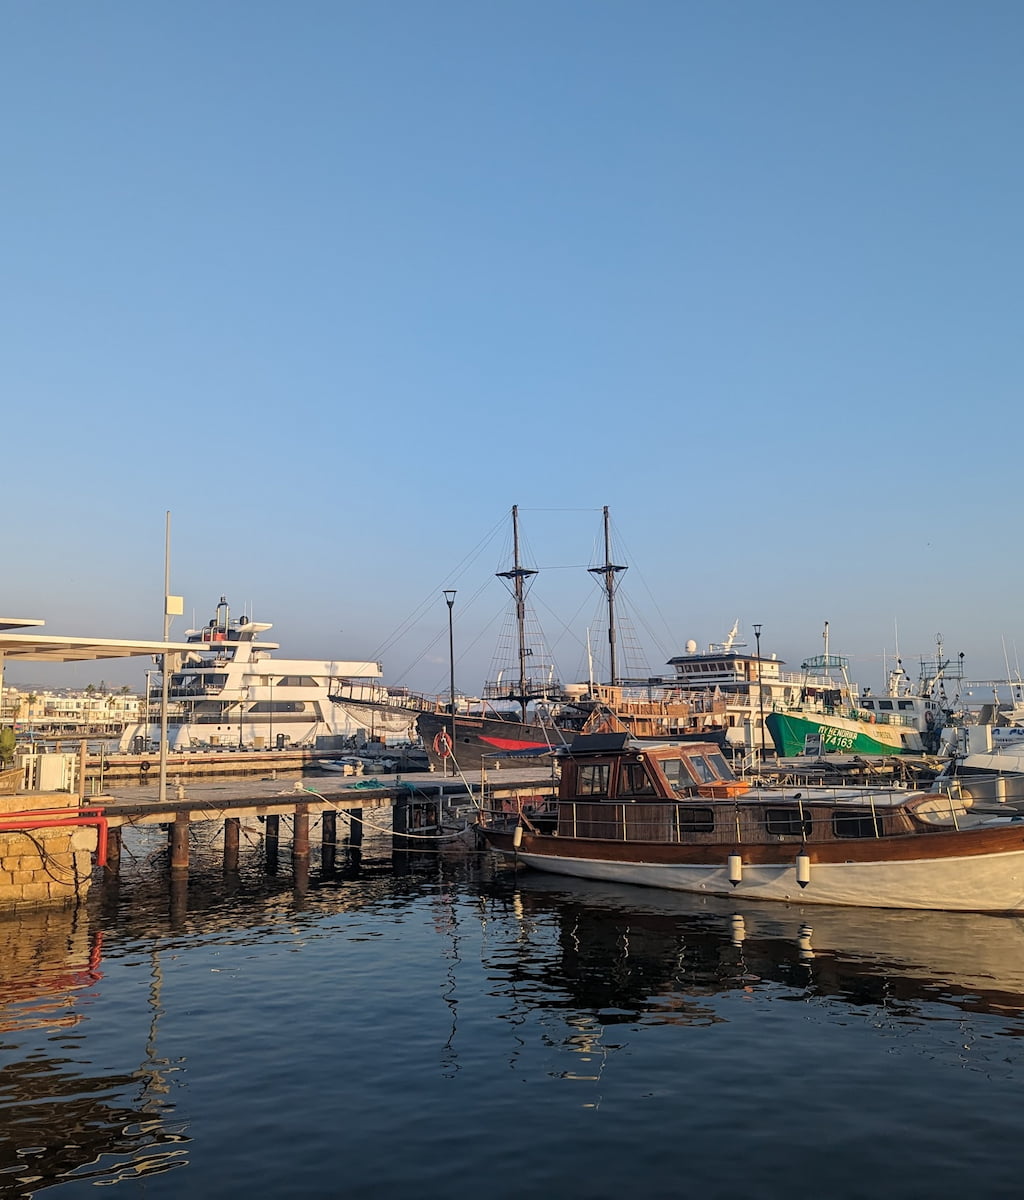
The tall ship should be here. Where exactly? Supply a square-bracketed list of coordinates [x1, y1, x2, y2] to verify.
[119, 597, 399, 752]
[416, 507, 727, 770]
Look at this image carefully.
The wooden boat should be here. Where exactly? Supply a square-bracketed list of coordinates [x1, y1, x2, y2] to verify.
[479, 732, 1024, 911]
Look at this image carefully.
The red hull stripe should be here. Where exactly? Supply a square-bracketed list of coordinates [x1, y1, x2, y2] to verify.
[479, 735, 549, 752]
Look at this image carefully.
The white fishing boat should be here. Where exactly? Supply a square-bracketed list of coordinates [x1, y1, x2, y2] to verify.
[119, 597, 393, 752]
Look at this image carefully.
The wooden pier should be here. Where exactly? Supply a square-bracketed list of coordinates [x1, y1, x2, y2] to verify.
[94, 768, 558, 881]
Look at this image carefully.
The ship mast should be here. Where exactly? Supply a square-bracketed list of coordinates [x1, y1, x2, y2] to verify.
[588, 505, 627, 686]
[496, 504, 538, 719]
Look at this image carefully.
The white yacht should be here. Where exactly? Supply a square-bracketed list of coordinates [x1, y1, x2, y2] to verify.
[119, 597, 394, 752]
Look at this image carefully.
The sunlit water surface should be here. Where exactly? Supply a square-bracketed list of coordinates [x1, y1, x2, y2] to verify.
[3, 823, 1024, 1199]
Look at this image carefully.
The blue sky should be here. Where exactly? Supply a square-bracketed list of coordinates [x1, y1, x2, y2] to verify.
[4, 1, 1023, 697]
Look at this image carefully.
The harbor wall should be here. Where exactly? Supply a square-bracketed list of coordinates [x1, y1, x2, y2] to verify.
[0, 791, 98, 909]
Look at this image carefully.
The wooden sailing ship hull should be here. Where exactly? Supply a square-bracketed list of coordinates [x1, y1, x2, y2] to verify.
[416, 711, 565, 770]
[416, 708, 729, 771]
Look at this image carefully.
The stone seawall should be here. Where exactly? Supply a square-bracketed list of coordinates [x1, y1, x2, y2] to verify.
[0, 792, 99, 908]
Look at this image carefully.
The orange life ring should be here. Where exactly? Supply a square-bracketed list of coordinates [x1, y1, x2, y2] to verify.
[432, 730, 453, 759]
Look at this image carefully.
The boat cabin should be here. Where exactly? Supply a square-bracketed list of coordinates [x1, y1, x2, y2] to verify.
[542, 733, 976, 845]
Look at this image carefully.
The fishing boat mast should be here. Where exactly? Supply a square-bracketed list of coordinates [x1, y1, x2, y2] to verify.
[588, 505, 627, 686]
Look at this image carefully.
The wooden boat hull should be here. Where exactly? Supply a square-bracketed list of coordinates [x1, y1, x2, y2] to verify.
[416, 710, 727, 771]
[416, 711, 563, 770]
[483, 825, 1024, 911]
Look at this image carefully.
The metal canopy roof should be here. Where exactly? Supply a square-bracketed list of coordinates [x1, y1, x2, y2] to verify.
[0, 629, 198, 663]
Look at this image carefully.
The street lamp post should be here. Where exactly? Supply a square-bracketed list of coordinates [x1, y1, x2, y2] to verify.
[753, 623, 764, 766]
[444, 590, 457, 778]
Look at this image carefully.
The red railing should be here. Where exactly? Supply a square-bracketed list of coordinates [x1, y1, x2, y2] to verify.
[0, 805, 109, 867]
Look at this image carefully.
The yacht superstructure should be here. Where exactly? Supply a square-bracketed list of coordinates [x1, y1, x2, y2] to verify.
[119, 597, 387, 751]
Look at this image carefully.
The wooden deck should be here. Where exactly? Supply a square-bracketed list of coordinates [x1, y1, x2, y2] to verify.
[95, 767, 557, 828]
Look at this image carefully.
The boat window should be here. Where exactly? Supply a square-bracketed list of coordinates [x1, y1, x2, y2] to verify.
[878, 700, 894, 711]
[897, 701, 913, 711]
[764, 808, 812, 837]
[704, 751, 733, 780]
[619, 761, 657, 796]
[678, 806, 715, 833]
[660, 758, 687, 789]
[250, 701, 305, 714]
[277, 676, 319, 687]
[686, 755, 718, 784]
[577, 763, 610, 797]
[832, 810, 884, 838]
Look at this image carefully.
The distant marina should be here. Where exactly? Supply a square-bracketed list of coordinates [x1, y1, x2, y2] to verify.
[7, 503, 1024, 920]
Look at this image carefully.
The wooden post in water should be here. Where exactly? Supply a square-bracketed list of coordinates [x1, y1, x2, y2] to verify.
[170, 874, 188, 925]
[293, 804, 310, 861]
[265, 814, 280, 872]
[105, 826, 122, 878]
[224, 817, 240, 871]
[321, 810, 337, 873]
[169, 812, 190, 872]
[346, 808, 364, 850]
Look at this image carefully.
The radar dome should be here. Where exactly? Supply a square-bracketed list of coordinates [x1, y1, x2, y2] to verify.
[685, 639, 698, 654]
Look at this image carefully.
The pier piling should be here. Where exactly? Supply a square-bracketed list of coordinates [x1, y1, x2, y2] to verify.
[170, 813, 190, 872]
[224, 817, 240, 871]
[293, 804, 310, 861]
[322, 811, 337, 873]
[105, 827, 122, 878]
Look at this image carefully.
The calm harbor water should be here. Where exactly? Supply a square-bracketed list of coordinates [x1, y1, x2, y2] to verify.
[3, 821, 1024, 1199]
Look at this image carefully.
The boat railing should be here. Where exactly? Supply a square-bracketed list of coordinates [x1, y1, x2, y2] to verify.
[505, 794, 921, 844]
[329, 683, 435, 712]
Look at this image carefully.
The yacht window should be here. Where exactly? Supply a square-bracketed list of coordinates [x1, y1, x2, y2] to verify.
[577, 764, 610, 797]
[277, 676, 319, 688]
[678, 806, 715, 833]
[833, 810, 883, 838]
[250, 701, 305, 714]
[620, 762, 657, 796]
[764, 808, 812, 837]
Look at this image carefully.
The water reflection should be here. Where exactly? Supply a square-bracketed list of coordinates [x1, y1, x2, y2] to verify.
[5, 843, 1024, 1198]
[0, 907, 188, 1195]
[488, 874, 1024, 1025]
